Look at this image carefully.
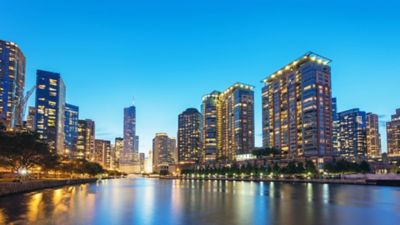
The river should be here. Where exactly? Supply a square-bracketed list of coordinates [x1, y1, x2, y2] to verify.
[0, 178, 399, 225]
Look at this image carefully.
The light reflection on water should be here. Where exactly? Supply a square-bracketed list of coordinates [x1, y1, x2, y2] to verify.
[0, 178, 399, 225]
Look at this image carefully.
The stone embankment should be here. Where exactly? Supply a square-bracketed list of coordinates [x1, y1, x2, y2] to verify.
[0, 178, 97, 197]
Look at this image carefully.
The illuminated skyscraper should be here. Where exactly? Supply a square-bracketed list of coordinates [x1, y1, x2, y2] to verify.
[332, 98, 339, 153]
[178, 108, 202, 163]
[366, 113, 381, 158]
[95, 139, 112, 169]
[76, 119, 95, 160]
[202, 83, 254, 161]
[0, 40, 25, 130]
[35, 70, 66, 155]
[113, 137, 124, 169]
[64, 103, 79, 155]
[262, 52, 333, 158]
[387, 109, 400, 156]
[152, 133, 175, 171]
[201, 91, 220, 161]
[337, 109, 367, 160]
[121, 105, 137, 171]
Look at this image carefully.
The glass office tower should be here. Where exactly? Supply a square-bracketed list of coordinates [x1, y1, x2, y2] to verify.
[35, 70, 66, 154]
[387, 109, 400, 156]
[0, 40, 25, 130]
[64, 103, 79, 156]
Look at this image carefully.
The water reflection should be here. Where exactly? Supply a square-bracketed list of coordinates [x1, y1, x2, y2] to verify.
[0, 179, 399, 225]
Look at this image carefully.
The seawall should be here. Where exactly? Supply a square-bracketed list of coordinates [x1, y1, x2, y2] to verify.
[0, 178, 98, 197]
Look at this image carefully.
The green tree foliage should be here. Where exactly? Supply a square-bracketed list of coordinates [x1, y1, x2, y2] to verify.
[323, 159, 371, 174]
[0, 131, 58, 172]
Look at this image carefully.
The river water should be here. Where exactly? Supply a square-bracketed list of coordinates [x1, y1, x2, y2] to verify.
[0, 178, 399, 225]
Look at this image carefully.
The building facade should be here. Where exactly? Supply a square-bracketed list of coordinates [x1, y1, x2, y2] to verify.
[64, 103, 79, 155]
[94, 139, 112, 169]
[178, 108, 202, 163]
[387, 109, 400, 156]
[34, 70, 66, 154]
[121, 105, 137, 166]
[0, 40, 26, 130]
[26, 106, 36, 131]
[152, 133, 175, 172]
[201, 91, 220, 161]
[336, 109, 367, 160]
[201, 83, 255, 161]
[366, 113, 381, 158]
[262, 52, 333, 159]
[113, 137, 124, 169]
[75, 119, 95, 160]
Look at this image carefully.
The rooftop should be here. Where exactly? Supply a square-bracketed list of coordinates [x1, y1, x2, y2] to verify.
[262, 52, 332, 84]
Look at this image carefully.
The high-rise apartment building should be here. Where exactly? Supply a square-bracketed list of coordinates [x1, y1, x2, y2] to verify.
[387, 109, 400, 156]
[113, 137, 124, 169]
[201, 91, 220, 161]
[35, 70, 66, 154]
[201, 83, 254, 161]
[0, 40, 26, 130]
[366, 113, 381, 158]
[178, 108, 202, 163]
[94, 139, 112, 169]
[337, 109, 367, 160]
[152, 133, 175, 171]
[64, 103, 79, 155]
[75, 119, 95, 160]
[262, 52, 333, 158]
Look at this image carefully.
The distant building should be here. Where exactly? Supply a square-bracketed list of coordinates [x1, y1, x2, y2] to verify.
[366, 113, 381, 158]
[0, 40, 26, 130]
[262, 52, 333, 158]
[337, 108, 367, 160]
[76, 119, 95, 160]
[178, 108, 202, 163]
[64, 103, 79, 156]
[202, 83, 255, 161]
[35, 70, 66, 155]
[26, 106, 36, 131]
[152, 133, 175, 172]
[387, 109, 400, 156]
[113, 137, 124, 169]
[95, 139, 112, 169]
[120, 105, 138, 173]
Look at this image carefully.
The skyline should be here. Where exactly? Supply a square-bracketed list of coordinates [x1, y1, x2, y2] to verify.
[2, 1, 400, 152]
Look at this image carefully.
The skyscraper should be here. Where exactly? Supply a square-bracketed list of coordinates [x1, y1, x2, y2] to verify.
[262, 52, 333, 158]
[337, 109, 367, 160]
[123, 105, 136, 155]
[178, 108, 202, 163]
[113, 137, 124, 169]
[366, 113, 381, 158]
[35, 70, 66, 154]
[76, 119, 95, 160]
[152, 133, 175, 172]
[64, 103, 79, 155]
[201, 83, 255, 161]
[201, 91, 220, 161]
[0, 40, 25, 130]
[94, 139, 112, 169]
[332, 98, 339, 153]
[387, 109, 400, 156]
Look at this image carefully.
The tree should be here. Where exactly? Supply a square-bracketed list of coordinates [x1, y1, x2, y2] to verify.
[0, 131, 58, 173]
[358, 161, 371, 173]
[305, 160, 317, 174]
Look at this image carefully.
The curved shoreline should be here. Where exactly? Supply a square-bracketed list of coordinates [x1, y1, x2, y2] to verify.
[0, 178, 98, 197]
[161, 176, 400, 186]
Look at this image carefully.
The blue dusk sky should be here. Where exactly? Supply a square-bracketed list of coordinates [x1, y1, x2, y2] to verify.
[2, 0, 399, 153]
